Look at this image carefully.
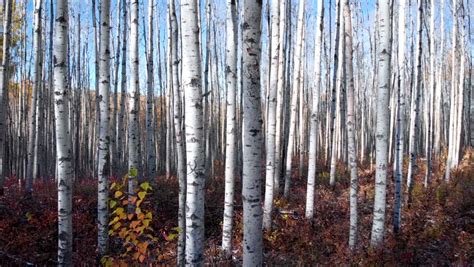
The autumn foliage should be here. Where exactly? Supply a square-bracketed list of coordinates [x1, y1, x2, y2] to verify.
[0, 151, 473, 265]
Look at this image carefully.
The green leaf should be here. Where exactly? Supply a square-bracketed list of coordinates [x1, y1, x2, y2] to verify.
[129, 167, 138, 177]
[109, 200, 117, 209]
[171, 226, 183, 233]
[140, 182, 151, 191]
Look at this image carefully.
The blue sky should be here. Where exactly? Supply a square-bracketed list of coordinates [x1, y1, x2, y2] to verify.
[19, 0, 472, 96]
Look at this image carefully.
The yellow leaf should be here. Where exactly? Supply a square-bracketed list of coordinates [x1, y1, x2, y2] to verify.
[143, 219, 151, 227]
[114, 207, 125, 216]
[135, 207, 142, 214]
[110, 182, 117, 190]
[138, 191, 146, 200]
[113, 222, 121, 230]
[25, 212, 33, 222]
[114, 191, 123, 198]
[109, 216, 120, 225]
[145, 212, 152, 219]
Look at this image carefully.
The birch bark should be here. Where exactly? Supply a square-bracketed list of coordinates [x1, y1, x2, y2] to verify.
[242, 0, 263, 264]
[97, 0, 111, 256]
[26, 0, 43, 193]
[180, 0, 206, 264]
[284, 0, 305, 198]
[306, 0, 324, 219]
[0, 0, 12, 195]
[263, 0, 279, 230]
[222, 0, 238, 256]
[54, 0, 74, 263]
[343, 0, 358, 249]
[370, 0, 392, 247]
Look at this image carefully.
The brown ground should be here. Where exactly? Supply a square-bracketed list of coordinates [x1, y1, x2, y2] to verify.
[0, 150, 473, 265]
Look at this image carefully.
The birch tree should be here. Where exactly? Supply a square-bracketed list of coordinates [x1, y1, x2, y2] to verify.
[54, 0, 74, 263]
[406, 0, 423, 200]
[370, 0, 392, 247]
[128, 0, 140, 198]
[445, 0, 458, 181]
[306, 0, 323, 219]
[97, 0, 111, 257]
[170, 0, 187, 264]
[284, 0, 305, 198]
[180, 0, 206, 264]
[242, 0, 263, 264]
[26, 0, 43, 193]
[328, 0, 342, 186]
[146, 0, 156, 179]
[263, 0, 279, 230]
[425, 0, 436, 186]
[0, 0, 12, 195]
[117, 0, 127, 172]
[222, 0, 238, 256]
[273, 0, 287, 196]
[393, 0, 407, 233]
[343, 0, 358, 250]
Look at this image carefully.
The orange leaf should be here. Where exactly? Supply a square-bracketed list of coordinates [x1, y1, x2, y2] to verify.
[131, 220, 141, 229]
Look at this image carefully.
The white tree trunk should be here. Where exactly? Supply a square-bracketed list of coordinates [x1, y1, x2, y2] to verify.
[54, 0, 74, 264]
[0, 0, 12, 195]
[180, 0, 206, 265]
[170, 0, 187, 264]
[393, 0, 407, 233]
[242, 0, 263, 265]
[434, 0, 445, 155]
[117, 0, 127, 174]
[330, 1, 345, 187]
[273, 0, 287, 196]
[97, 0, 111, 257]
[424, 0, 436, 186]
[445, 0, 457, 181]
[328, 0, 342, 179]
[222, 0, 237, 256]
[406, 0, 423, 200]
[263, 0, 279, 230]
[370, 0, 392, 247]
[146, 0, 156, 179]
[306, 0, 323, 219]
[284, 0, 305, 198]
[128, 0, 140, 201]
[26, 0, 43, 193]
[343, 0, 358, 250]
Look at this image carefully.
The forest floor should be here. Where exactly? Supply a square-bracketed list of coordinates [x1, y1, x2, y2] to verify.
[0, 150, 473, 266]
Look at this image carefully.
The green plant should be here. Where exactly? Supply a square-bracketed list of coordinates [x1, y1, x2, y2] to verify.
[102, 178, 157, 265]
